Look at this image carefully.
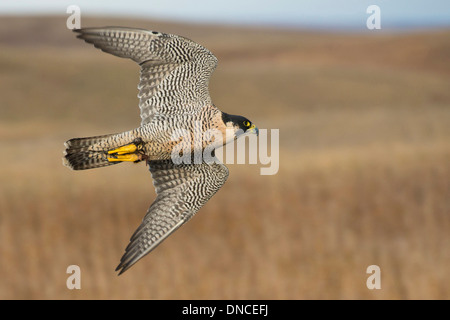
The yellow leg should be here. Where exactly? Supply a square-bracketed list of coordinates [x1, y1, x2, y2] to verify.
[107, 138, 145, 163]
[108, 144, 137, 155]
[108, 154, 141, 162]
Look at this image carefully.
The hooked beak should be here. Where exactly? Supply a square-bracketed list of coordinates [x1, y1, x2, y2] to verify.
[247, 124, 259, 136]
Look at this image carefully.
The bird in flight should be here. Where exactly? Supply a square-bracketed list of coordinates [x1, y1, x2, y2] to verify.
[63, 27, 258, 275]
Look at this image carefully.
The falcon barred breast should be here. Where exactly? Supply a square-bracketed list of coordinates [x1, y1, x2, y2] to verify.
[63, 27, 258, 275]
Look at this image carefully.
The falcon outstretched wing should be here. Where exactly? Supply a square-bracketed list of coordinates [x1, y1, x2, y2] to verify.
[115, 159, 229, 275]
[74, 27, 218, 125]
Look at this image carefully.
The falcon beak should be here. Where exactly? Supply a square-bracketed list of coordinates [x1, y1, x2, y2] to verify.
[248, 124, 259, 136]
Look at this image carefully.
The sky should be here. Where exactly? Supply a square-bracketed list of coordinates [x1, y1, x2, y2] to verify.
[1, 0, 449, 30]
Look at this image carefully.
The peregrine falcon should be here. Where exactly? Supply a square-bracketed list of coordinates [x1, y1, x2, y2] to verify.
[63, 27, 258, 275]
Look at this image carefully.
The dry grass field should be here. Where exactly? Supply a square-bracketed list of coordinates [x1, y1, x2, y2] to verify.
[0, 16, 449, 299]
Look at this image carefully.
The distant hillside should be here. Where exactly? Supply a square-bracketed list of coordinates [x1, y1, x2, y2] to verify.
[1, 16, 450, 75]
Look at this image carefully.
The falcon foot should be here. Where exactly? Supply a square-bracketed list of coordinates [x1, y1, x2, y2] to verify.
[107, 138, 146, 163]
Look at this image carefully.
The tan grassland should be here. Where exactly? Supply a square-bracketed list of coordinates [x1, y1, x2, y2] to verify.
[0, 16, 449, 299]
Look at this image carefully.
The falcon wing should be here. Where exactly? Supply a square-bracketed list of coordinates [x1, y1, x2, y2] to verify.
[74, 27, 218, 126]
[115, 159, 229, 275]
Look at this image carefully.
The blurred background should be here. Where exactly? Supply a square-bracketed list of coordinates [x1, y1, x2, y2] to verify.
[0, 0, 449, 299]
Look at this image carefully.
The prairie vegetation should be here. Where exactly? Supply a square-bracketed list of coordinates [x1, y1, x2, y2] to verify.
[0, 16, 449, 299]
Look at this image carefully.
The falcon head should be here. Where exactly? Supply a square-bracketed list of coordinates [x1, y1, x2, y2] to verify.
[222, 113, 259, 140]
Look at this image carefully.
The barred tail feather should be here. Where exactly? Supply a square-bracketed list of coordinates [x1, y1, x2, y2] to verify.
[63, 134, 118, 170]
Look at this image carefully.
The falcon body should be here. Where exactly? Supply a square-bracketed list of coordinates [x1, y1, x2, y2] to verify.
[63, 27, 258, 274]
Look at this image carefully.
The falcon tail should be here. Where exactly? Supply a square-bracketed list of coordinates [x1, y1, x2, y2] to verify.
[63, 134, 119, 170]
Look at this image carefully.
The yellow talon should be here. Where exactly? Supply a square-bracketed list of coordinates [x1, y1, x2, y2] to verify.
[108, 144, 137, 155]
[108, 154, 140, 162]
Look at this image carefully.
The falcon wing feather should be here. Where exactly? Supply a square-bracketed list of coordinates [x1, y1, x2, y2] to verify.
[115, 159, 228, 275]
[75, 27, 218, 125]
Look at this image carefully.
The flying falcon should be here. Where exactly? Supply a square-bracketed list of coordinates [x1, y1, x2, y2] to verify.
[63, 27, 258, 275]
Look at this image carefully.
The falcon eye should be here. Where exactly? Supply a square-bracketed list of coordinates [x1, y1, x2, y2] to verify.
[243, 121, 251, 127]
